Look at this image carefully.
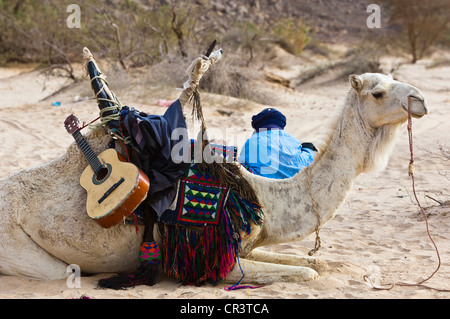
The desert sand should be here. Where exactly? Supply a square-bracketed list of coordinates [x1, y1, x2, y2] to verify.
[0, 46, 449, 301]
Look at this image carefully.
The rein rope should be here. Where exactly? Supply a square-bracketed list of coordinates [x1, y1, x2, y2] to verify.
[364, 96, 450, 292]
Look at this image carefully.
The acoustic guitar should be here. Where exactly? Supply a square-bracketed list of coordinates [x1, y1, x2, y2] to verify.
[64, 114, 150, 228]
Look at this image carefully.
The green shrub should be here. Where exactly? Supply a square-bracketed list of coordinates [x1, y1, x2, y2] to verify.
[270, 17, 310, 55]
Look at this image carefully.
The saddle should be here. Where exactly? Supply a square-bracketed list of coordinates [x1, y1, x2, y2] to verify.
[157, 140, 263, 286]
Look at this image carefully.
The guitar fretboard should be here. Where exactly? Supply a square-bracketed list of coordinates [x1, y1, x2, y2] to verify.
[72, 130, 103, 173]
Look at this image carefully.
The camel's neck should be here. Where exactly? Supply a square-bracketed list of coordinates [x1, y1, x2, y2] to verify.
[246, 100, 377, 249]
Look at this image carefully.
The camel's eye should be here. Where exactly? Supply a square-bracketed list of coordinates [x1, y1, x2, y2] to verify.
[372, 92, 383, 99]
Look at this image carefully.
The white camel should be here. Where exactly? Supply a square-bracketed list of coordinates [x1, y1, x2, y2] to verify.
[0, 51, 428, 284]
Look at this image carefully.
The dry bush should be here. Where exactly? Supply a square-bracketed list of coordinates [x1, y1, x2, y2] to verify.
[269, 17, 310, 56]
[221, 20, 263, 66]
[200, 56, 250, 99]
[199, 54, 267, 103]
[381, 0, 450, 63]
[295, 43, 383, 86]
[0, 0, 216, 69]
[0, 0, 81, 78]
[341, 44, 382, 76]
[424, 143, 450, 182]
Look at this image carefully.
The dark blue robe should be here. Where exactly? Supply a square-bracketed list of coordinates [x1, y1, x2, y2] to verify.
[121, 99, 190, 216]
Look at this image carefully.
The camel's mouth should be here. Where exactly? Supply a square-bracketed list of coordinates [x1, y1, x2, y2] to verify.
[401, 95, 428, 118]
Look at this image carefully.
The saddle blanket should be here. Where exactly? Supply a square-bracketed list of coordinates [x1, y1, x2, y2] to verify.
[159, 163, 228, 227]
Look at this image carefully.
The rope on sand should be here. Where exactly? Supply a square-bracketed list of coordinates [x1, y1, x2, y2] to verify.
[363, 96, 450, 293]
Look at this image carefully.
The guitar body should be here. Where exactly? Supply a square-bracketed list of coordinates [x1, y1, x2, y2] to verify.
[79, 148, 150, 228]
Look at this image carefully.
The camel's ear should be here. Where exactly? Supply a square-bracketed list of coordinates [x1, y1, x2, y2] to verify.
[349, 74, 363, 91]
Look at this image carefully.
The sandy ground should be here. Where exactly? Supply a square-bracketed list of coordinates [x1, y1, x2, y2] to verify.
[0, 47, 449, 301]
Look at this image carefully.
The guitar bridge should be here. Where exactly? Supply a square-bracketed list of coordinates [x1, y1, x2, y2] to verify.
[98, 177, 125, 204]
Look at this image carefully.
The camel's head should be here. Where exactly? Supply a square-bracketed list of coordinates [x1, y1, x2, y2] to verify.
[349, 73, 428, 128]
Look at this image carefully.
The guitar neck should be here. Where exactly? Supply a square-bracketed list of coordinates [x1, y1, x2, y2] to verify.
[72, 130, 103, 172]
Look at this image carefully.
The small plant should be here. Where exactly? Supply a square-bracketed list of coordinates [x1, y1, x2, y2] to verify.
[381, 0, 450, 63]
[270, 17, 310, 56]
[222, 20, 262, 66]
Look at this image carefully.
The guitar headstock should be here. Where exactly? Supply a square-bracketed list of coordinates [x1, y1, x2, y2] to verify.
[64, 114, 81, 134]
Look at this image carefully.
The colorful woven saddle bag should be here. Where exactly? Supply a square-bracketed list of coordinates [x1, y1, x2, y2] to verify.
[158, 141, 263, 286]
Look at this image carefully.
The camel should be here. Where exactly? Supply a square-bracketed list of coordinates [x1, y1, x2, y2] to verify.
[0, 50, 428, 285]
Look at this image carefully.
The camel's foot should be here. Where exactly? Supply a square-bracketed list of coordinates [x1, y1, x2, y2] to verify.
[226, 258, 318, 285]
[246, 249, 329, 273]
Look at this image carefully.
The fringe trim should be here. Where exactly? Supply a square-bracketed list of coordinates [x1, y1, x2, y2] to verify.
[161, 190, 263, 286]
[97, 263, 159, 290]
[97, 241, 161, 290]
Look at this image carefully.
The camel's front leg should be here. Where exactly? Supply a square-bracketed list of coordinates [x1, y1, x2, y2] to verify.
[226, 257, 318, 285]
[246, 249, 329, 273]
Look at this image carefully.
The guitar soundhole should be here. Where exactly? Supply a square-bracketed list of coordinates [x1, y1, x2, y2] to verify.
[94, 165, 110, 183]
